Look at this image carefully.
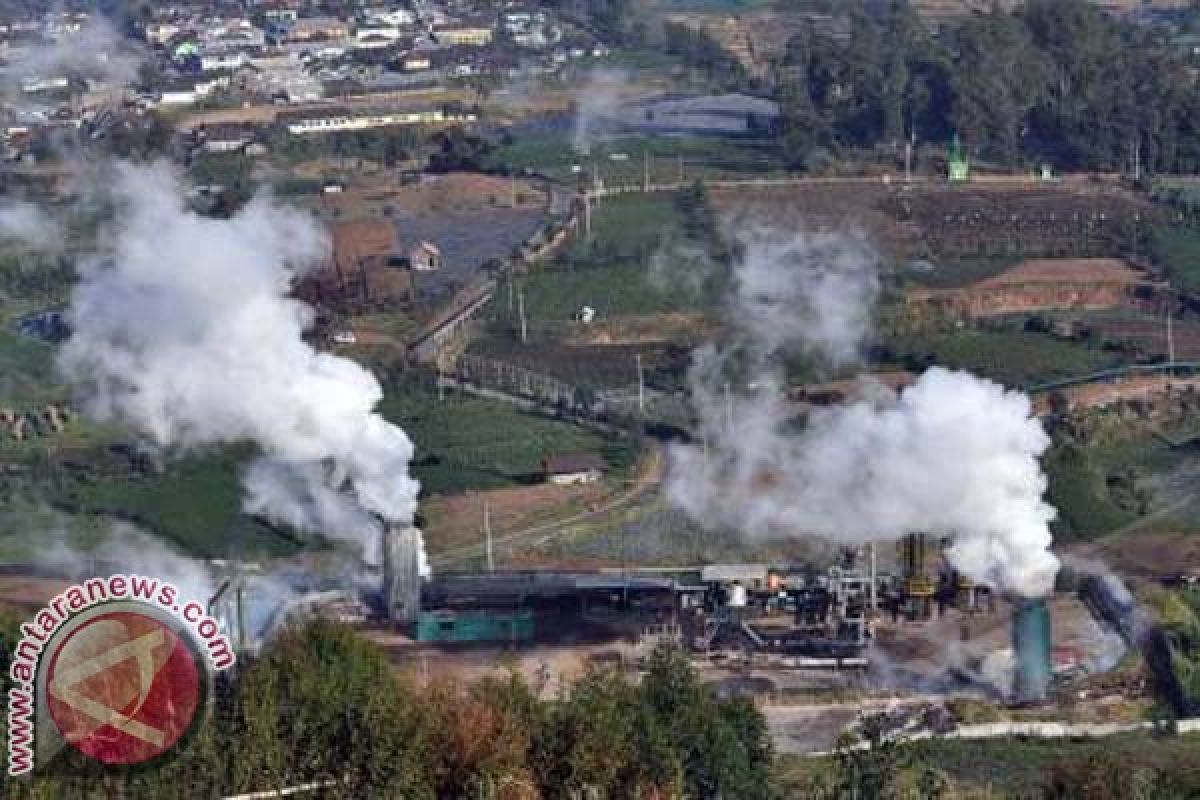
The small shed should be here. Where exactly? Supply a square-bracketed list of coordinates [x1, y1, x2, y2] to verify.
[543, 452, 606, 485]
[407, 240, 441, 271]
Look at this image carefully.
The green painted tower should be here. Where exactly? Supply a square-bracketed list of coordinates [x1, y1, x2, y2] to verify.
[948, 133, 970, 183]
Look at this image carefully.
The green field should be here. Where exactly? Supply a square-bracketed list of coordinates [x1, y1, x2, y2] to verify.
[489, 131, 786, 185]
[1150, 224, 1200, 294]
[0, 328, 63, 408]
[887, 327, 1126, 389]
[48, 447, 305, 559]
[898, 255, 1022, 290]
[379, 381, 636, 495]
[511, 191, 724, 325]
[1043, 406, 1200, 540]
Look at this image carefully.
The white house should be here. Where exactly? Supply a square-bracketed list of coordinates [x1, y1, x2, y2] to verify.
[543, 453, 606, 486]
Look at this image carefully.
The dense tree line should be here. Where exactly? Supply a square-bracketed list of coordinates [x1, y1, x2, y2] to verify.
[663, 23, 752, 91]
[778, 0, 1200, 173]
[0, 617, 773, 799]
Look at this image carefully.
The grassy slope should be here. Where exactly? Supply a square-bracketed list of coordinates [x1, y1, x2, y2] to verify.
[514, 191, 722, 321]
[55, 448, 304, 559]
[1151, 224, 1200, 294]
[888, 327, 1124, 389]
[1045, 412, 1200, 539]
[379, 383, 635, 495]
[0, 329, 63, 409]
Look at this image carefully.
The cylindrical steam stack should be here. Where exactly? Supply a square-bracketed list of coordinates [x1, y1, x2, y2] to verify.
[1012, 598, 1052, 703]
[382, 526, 423, 626]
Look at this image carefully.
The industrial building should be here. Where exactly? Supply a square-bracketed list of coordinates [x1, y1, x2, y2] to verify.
[198, 524, 1082, 712]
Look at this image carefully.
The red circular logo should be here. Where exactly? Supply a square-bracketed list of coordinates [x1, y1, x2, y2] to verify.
[44, 610, 203, 765]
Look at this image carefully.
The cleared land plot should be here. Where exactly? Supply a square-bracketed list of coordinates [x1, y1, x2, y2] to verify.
[470, 339, 688, 391]
[1081, 532, 1200, 582]
[512, 501, 839, 569]
[421, 481, 607, 556]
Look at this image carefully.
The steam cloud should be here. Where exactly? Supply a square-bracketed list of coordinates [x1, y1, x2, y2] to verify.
[668, 229, 1060, 597]
[58, 163, 420, 562]
[6, 16, 143, 100]
[571, 68, 628, 155]
[0, 202, 61, 250]
[37, 521, 217, 606]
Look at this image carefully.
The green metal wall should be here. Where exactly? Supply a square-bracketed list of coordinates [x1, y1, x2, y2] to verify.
[416, 609, 535, 643]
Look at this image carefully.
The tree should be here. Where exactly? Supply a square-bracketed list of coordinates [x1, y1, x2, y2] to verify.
[640, 645, 775, 800]
[428, 129, 494, 173]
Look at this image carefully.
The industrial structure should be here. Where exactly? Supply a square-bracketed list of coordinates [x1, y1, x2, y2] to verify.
[196, 525, 1071, 708]
[1012, 598, 1053, 703]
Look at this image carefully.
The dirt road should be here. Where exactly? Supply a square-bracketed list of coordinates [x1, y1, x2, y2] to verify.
[430, 443, 665, 568]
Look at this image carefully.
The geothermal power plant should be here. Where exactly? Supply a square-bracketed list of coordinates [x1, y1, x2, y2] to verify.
[195, 526, 1103, 706]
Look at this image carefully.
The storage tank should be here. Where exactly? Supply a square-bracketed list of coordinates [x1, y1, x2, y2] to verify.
[1012, 598, 1052, 703]
[728, 582, 748, 608]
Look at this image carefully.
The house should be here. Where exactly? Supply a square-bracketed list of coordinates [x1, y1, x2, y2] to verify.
[145, 22, 183, 45]
[283, 16, 349, 43]
[200, 51, 249, 72]
[279, 105, 470, 135]
[432, 22, 494, 47]
[364, 8, 417, 28]
[159, 81, 200, 106]
[406, 240, 440, 271]
[198, 123, 257, 153]
[400, 54, 431, 71]
[543, 453, 606, 485]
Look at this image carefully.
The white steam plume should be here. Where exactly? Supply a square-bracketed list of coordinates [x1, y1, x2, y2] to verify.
[35, 521, 216, 606]
[667, 229, 1060, 597]
[6, 16, 143, 98]
[0, 202, 61, 251]
[733, 229, 880, 365]
[571, 68, 628, 155]
[58, 163, 420, 562]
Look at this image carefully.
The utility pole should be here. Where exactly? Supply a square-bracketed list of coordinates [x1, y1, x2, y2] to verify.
[904, 128, 915, 183]
[868, 544, 877, 614]
[723, 382, 733, 433]
[1167, 306, 1176, 365]
[484, 502, 494, 573]
[677, 155, 684, 185]
[511, 173, 518, 207]
[635, 353, 645, 415]
[643, 150, 650, 192]
[1133, 139, 1142, 183]
[517, 285, 528, 344]
[583, 195, 592, 240]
